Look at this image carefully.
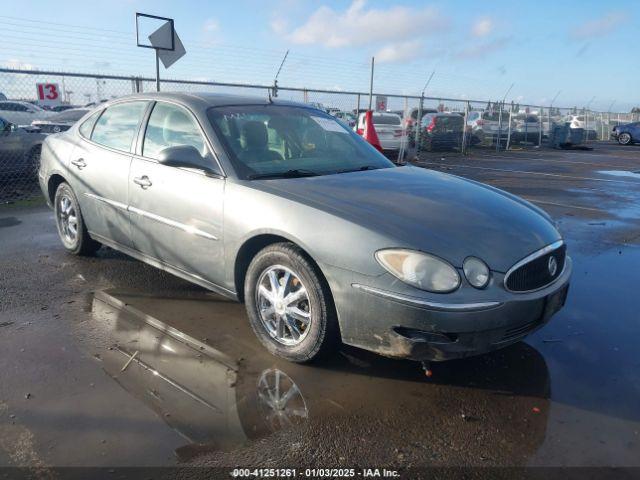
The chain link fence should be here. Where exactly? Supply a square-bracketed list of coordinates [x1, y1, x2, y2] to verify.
[1, 67, 637, 203]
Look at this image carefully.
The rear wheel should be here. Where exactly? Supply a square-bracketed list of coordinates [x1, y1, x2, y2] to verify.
[54, 182, 101, 256]
[244, 243, 339, 363]
[618, 132, 632, 145]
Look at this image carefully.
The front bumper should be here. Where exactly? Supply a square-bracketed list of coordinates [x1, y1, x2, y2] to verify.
[326, 256, 572, 362]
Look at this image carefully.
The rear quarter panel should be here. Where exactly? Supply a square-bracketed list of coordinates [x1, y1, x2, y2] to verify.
[39, 132, 78, 205]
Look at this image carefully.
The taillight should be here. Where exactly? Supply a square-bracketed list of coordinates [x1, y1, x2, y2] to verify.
[426, 118, 436, 132]
[477, 119, 484, 126]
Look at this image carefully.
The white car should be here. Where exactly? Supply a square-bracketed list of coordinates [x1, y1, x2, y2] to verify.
[355, 112, 406, 154]
[0, 101, 53, 125]
[466, 110, 513, 145]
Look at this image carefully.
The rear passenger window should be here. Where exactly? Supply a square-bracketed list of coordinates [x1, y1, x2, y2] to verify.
[143, 102, 207, 160]
[91, 102, 147, 152]
[79, 110, 102, 138]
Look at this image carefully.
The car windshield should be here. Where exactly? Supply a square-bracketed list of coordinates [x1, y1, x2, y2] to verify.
[49, 109, 89, 122]
[208, 104, 395, 179]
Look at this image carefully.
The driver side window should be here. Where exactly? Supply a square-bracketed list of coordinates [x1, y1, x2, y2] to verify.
[143, 102, 208, 160]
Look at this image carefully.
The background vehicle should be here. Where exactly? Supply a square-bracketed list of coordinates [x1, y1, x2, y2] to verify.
[0, 115, 45, 181]
[51, 105, 79, 112]
[331, 111, 356, 128]
[404, 106, 438, 131]
[512, 114, 541, 145]
[467, 110, 513, 145]
[418, 112, 465, 151]
[612, 122, 640, 145]
[31, 108, 90, 134]
[0, 100, 53, 125]
[355, 111, 406, 158]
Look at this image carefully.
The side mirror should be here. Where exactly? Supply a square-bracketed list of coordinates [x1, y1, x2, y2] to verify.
[157, 145, 221, 176]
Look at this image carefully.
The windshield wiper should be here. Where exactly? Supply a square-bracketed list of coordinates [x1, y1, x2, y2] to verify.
[248, 169, 320, 180]
[335, 165, 379, 174]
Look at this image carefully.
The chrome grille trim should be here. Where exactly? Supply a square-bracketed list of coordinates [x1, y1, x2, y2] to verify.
[504, 240, 565, 293]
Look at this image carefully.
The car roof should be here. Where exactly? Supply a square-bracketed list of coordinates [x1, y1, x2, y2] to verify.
[102, 92, 314, 111]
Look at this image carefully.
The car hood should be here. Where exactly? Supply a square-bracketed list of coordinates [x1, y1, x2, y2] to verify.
[256, 166, 561, 272]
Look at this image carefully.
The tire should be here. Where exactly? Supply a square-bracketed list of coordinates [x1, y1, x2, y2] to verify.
[54, 182, 101, 256]
[244, 242, 339, 363]
[618, 132, 632, 145]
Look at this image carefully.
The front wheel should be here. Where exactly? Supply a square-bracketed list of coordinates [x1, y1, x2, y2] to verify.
[54, 182, 101, 256]
[618, 132, 632, 145]
[244, 243, 339, 363]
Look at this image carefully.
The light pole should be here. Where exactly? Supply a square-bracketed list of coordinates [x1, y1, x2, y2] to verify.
[496, 83, 514, 151]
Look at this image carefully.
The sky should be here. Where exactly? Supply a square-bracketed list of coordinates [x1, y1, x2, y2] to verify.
[0, 0, 637, 111]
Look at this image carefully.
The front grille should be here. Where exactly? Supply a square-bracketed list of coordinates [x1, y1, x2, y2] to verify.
[505, 243, 566, 292]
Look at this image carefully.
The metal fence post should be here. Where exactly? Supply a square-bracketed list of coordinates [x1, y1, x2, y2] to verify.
[538, 107, 543, 147]
[496, 102, 503, 152]
[461, 100, 470, 155]
[506, 102, 513, 150]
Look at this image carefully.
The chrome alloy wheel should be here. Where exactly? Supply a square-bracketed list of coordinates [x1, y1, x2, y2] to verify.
[57, 194, 78, 244]
[256, 265, 312, 346]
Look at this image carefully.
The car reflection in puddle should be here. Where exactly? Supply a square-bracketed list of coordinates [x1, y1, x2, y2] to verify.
[89, 288, 550, 464]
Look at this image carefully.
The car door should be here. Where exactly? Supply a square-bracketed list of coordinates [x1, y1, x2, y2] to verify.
[69, 101, 149, 249]
[128, 101, 226, 287]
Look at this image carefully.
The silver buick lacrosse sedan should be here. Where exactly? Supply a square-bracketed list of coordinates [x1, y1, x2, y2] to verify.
[39, 92, 571, 363]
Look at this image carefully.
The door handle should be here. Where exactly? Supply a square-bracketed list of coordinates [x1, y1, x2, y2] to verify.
[133, 175, 152, 189]
[71, 158, 86, 169]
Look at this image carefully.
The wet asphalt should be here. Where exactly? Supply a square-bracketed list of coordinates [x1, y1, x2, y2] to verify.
[0, 142, 639, 474]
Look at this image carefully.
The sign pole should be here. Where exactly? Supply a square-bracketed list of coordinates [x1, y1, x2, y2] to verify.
[155, 48, 160, 92]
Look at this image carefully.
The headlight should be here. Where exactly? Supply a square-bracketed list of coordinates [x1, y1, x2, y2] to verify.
[375, 249, 460, 293]
[463, 257, 490, 289]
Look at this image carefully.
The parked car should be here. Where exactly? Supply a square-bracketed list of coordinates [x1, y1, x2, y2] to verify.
[331, 111, 356, 128]
[39, 92, 571, 364]
[0, 100, 53, 125]
[51, 105, 79, 112]
[0, 115, 46, 181]
[612, 121, 640, 145]
[404, 106, 438, 131]
[466, 110, 513, 145]
[512, 114, 541, 145]
[355, 112, 406, 159]
[31, 108, 90, 134]
[418, 113, 465, 151]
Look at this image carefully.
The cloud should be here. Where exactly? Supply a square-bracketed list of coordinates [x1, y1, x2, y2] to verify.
[202, 18, 221, 45]
[287, 0, 447, 48]
[5, 58, 35, 70]
[203, 18, 219, 33]
[571, 12, 626, 40]
[270, 17, 288, 35]
[375, 40, 423, 64]
[454, 36, 512, 60]
[472, 17, 494, 38]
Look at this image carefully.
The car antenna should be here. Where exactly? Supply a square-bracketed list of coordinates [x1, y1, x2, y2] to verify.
[270, 49, 289, 103]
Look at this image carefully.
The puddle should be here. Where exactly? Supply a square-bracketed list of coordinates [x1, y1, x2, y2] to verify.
[87, 289, 553, 464]
[598, 170, 640, 180]
[84, 237, 640, 466]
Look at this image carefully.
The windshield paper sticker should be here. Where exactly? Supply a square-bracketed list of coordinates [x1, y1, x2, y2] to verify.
[311, 116, 348, 133]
